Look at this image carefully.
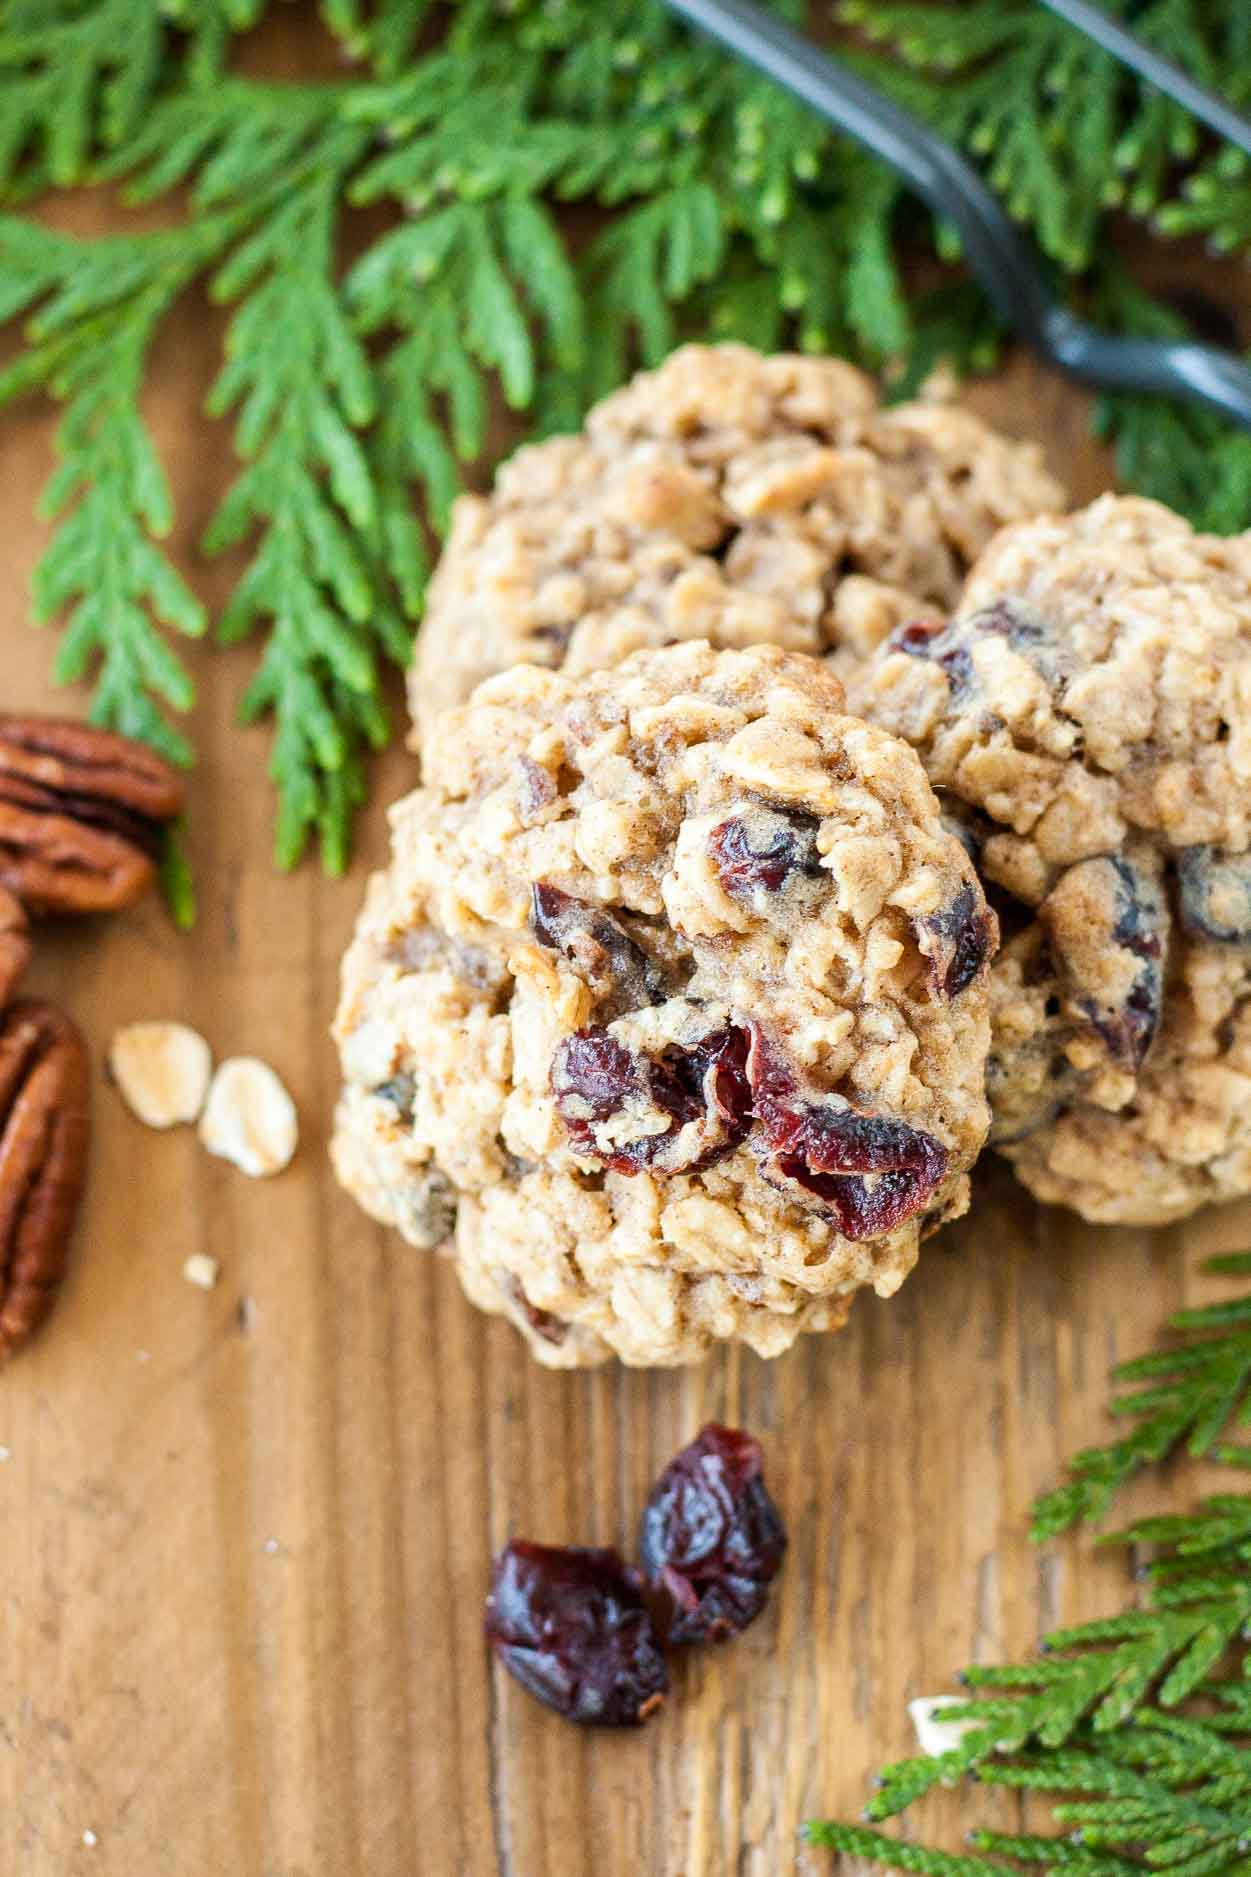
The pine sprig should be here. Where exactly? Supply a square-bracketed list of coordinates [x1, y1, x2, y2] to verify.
[0, 216, 213, 763]
[320, 0, 437, 79]
[839, 1, 1228, 269]
[812, 1712, 1251, 1877]
[0, 0, 165, 195]
[840, 2, 1124, 271]
[859, 1575, 1251, 1823]
[5, 0, 1251, 871]
[0, 0, 260, 197]
[809, 1704, 1251, 1877]
[1032, 1256, 1251, 1541]
[1087, 267, 1251, 533]
[203, 126, 406, 872]
[803, 1711, 1251, 1877]
[807, 1255, 1251, 1877]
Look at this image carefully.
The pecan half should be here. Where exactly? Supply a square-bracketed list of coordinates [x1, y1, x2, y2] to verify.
[0, 716, 184, 915]
[0, 1001, 90, 1358]
[0, 890, 30, 1009]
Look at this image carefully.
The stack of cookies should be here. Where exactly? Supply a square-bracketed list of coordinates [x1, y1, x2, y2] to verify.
[332, 344, 1251, 1365]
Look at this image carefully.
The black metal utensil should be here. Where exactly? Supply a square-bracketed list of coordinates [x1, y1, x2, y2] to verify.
[659, 0, 1251, 432]
[1036, 0, 1251, 164]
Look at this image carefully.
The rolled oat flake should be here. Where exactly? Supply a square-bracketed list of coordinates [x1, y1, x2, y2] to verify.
[200, 1057, 298, 1177]
[109, 1021, 212, 1129]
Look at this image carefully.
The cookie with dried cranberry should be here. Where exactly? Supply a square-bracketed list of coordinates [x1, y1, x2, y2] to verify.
[334, 642, 995, 1366]
[853, 495, 1251, 1225]
[408, 342, 1065, 754]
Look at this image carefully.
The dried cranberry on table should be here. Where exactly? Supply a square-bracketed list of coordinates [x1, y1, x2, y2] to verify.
[639, 1425, 787, 1646]
[484, 1540, 668, 1726]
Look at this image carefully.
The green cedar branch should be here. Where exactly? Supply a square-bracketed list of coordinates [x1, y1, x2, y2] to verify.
[5, 0, 1251, 874]
[1032, 1254, 1251, 1541]
[847, 1574, 1251, 1824]
[0, 216, 222, 765]
[203, 125, 407, 872]
[0, 0, 263, 198]
[839, 1, 1229, 270]
[808, 1700, 1251, 1877]
[807, 1254, 1251, 1877]
[806, 1579, 1251, 1876]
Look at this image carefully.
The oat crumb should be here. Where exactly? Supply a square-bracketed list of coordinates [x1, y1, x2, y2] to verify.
[108, 1021, 212, 1129]
[200, 1058, 299, 1178]
[183, 1253, 219, 1291]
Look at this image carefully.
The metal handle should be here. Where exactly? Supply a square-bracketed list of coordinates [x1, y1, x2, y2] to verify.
[1037, 0, 1251, 164]
[660, 0, 1251, 433]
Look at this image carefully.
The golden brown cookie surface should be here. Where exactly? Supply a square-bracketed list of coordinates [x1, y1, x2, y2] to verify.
[408, 343, 1065, 753]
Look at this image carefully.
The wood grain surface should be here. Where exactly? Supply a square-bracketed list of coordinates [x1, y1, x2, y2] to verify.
[2, 18, 1248, 1876]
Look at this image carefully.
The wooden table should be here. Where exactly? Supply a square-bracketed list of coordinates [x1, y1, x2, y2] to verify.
[3, 22, 1248, 1875]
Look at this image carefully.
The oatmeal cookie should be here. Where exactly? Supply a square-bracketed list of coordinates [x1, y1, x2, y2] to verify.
[335, 642, 995, 1366]
[852, 495, 1251, 1225]
[408, 343, 1064, 752]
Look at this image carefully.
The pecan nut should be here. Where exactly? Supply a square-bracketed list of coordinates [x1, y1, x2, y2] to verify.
[0, 715, 184, 915]
[0, 889, 30, 1009]
[0, 1000, 90, 1358]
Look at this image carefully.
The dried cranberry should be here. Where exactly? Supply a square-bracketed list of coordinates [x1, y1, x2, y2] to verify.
[1177, 846, 1251, 947]
[891, 618, 946, 656]
[642, 1026, 754, 1170]
[552, 1032, 641, 1136]
[552, 1030, 658, 1170]
[372, 1071, 416, 1120]
[742, 1023, 797, 1105]
[516, 755, 559, 820]
[1107, 861, 1167, 1065]
[746, 1027, 948, 1239]
[769, 1112, 949, 1238]
[485, 1541, 668, 1726]
[707, 806, 824, 903]
[890, 618, 972, 693]
[551, 1018, 948, 1234]
[640, 1425, 786, 1645]
[1043, 855, 1167, 1072]
[891, 601, 1049, 698]
[917, 882, 997, 999]
[699, 1025, 753, 1138]
[552, 1023, 752, 1175]
[530, 883, 668, 1017]
[507, 1277, 567, 1347]
[971, 599, 1045, 646]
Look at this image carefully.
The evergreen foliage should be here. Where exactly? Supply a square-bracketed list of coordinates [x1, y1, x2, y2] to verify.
[807, 1250, 1251, 1877]
[2, 0, 1250, 866]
